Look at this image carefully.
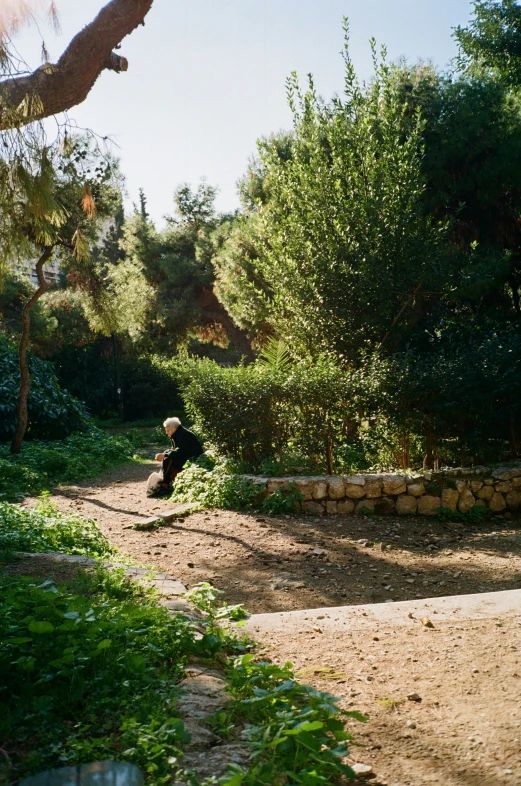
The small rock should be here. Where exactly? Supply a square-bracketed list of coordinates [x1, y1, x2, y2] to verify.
[351, 762, 374, 778]
[187, 562, 195, 568]
[407, 692, 422, 702]
[311, 549, 325, 556]
[421, 617, 434, 628]
[406, 720, 417, 729]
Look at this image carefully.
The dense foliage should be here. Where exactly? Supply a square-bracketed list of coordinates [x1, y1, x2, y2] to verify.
[0, 429, 136, 499]
[172, 331, 521, 472]
[456, 1, 521, 86]
[172, 352, 349, 472]
[0, 337, 88, 442]
[0, 570, 194, 785]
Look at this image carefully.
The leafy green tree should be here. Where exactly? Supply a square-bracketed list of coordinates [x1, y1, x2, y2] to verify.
[456, 1, 521, 86]
[123, 184, 254, 357]
[391, 62, 521, 319]
[210, 214, 274, 343]
[213, 30, 448, 361]
[2, 136, 120, 452]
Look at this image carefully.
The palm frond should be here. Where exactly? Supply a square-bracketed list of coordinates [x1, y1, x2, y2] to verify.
[258, 336, 292, 372]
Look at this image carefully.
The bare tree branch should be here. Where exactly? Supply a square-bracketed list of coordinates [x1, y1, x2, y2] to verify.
[0, 0, 154, 130]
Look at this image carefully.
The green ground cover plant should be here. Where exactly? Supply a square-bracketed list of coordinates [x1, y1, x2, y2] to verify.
[0, 509, 361, 786]
[0, 428, 136, 499]
[435, 505, 489, 525]
[0, 569, 195, 785]
[170, 459, 304, 515]
[219, 655, 366, 786]
[170, 460, 265, 512]
[0, 500, 114, 560]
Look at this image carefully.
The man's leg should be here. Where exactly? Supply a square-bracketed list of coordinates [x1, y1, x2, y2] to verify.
[156, 468, 178, 497]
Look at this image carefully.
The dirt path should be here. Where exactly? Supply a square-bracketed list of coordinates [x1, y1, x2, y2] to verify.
[44, 457, 521, 615]
[39, 458, 521, 785]
[245, 593, 521, 786]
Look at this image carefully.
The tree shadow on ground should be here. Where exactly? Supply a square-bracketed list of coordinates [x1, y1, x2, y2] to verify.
[142, 509, 521, 615]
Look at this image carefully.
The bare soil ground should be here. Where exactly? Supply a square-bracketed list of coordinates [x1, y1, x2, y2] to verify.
[254, 609, 521, 786]
[42, 457, 521, 615]
[28, 455, 521, 786]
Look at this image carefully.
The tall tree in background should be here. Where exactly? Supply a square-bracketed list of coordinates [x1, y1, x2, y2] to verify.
[213, 30, 448, 361]
[0, 0, 155, 450]
[123, 184, 254, 357]
[4, 136, 121, 453]
[456, 1, 521, 86]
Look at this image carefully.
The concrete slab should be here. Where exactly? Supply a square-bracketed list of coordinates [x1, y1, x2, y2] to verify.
[133, 503, 199, 530]
[243, 588, 521, 638]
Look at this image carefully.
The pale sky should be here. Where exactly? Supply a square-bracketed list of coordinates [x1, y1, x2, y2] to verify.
[14, 0, 475, 224]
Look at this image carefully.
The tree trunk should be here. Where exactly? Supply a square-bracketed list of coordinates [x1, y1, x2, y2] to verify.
[0, 0, 154, 130]
[10, 247, 54, 454]
[325, 436, 334, 475]
[423, 417, 434, 471]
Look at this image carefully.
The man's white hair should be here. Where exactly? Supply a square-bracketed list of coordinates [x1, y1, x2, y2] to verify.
[163, 417, 181, 430]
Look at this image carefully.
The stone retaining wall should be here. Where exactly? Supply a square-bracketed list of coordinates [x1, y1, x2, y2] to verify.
[249, 465, 521, 516]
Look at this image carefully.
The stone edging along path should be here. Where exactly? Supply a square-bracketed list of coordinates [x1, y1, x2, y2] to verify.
[246, 464, 521, 516]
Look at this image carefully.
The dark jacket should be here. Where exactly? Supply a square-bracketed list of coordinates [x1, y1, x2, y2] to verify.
[168, 425, 203, 471]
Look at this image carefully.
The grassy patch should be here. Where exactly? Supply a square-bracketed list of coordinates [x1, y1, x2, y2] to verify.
[0, 500, 114, 560]
[0, 428, 138, 500]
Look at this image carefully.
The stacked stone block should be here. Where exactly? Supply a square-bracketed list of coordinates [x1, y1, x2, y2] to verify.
[252, 465, 521, 516]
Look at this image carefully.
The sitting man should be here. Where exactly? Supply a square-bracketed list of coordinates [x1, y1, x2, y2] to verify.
[146, 417, 203, 498]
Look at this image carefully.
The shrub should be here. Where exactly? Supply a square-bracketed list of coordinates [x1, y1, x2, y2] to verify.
[171, 459, 265, 511]
[0, 337, 89, 442]
[177, 354, 351, 472]
[262, 483, 303, 515]
[179, 357, 287, 465]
